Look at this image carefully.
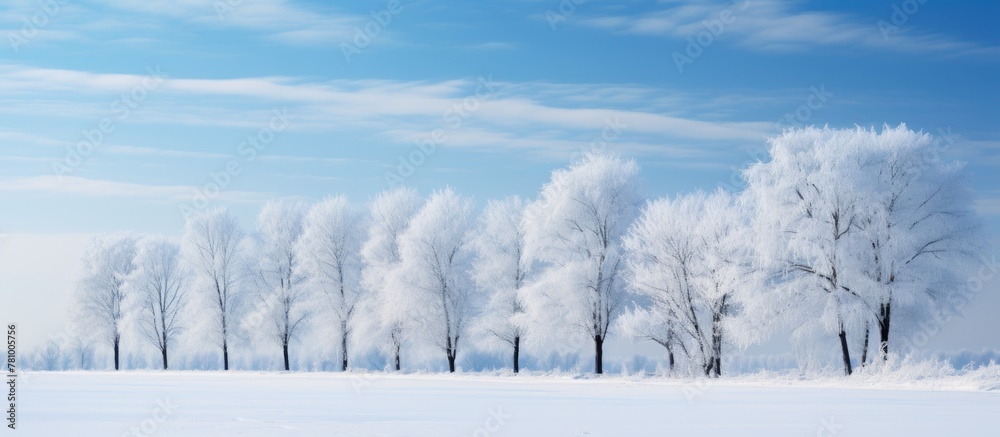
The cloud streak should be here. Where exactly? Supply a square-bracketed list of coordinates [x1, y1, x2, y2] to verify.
[0, 63, 775, 159]
[577, 0, 999, 57]
[0, 175, 271, 204]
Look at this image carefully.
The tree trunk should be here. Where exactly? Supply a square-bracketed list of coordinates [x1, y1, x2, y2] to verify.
[222, 340, 229, 371]
[710, 296, 726, 377]
[711, 320, 723, 377]
[668, 348, 675, 372]
[878, 302, 891, 362]
[838, 326, 853, 376]
[513, 336, 520, 374]
[341, 322, 349, 372]
[446, 335, 459, 373]
[860, 325, 870, 368]
[162, 331, 168, 370]
[282, 343, 290, 371]
[394, 345, 401, 371]
[594, 334, 604, 374]
[113, 337, 120, 371]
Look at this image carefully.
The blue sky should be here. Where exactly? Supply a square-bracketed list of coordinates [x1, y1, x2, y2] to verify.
[0, 0, 997, 233]
[0, 1, 998, 349]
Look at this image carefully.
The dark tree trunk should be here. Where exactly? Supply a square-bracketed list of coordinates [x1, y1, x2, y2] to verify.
[594, 334, 604, 374]
[860, 325, 870, 368]
[113, 337, 120, 371]
[282, 342, 290, 371]
[711, 307, 724, 378]
[513, 336, 520, 374]
[341, 322, 349, 372]
[162, 331, 168, 370]
[878, 302, 892, 362]
[446, 336, 458, 373]
[667, 347, 675, 372]
[222, 341, 229, 371]
[838, 327, 853, 376]
[394, 345, 401, 371]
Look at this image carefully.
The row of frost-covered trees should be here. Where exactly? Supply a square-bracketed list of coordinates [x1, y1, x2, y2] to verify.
[68, 125, 985, 376]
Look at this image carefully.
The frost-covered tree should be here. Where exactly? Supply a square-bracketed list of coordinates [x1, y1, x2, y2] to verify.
[744, 127, 874, 376]
[127, 236, 188, 370]
[472, 196, 530, 373]
[182, 207, 245, 370]
[850, 125, 983, 364]
[744, 126, 985, 374]
[359, 187, 424, 371]
[524, 152, 643, 374]
[395, 188, 478, 372]
[623, 190, 755, 377]
[244, 200, 310, 371]
[617, 307, 681, 372]
[72, 232, 138, 370]
[297, 196, 364, 371]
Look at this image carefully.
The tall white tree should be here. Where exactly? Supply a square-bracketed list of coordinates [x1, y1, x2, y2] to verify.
[244, 200, 310, 371]
[851, 125, 983, 364]
[623, 190, 754, 377]
[744, 127, 874, 376]
[472, 196, 530, 373]
[741, 125, 987, 374]
[394, 188, 478, 372]
[523, 152, 643, 374]
[72, 232, 138, 370]
[296, 196, 365, 371]
[359, 187, 424, 371]
[182, 207, 245, 370]
[127, 236, 189, 370]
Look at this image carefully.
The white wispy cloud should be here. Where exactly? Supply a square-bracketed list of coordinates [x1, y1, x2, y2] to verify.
[0, 63, 775, 157]
[576, 0, 999, 56]
[103, 145, 232, 159]
[1, 0, 372, 49]
[0, 175, 271, 204]
[466, 42, 516, 50]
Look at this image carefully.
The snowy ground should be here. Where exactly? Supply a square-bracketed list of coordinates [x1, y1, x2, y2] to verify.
[15, 371, 1000, 436]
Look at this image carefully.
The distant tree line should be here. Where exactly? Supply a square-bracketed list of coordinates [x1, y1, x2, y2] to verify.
[65, 125, 984, 377]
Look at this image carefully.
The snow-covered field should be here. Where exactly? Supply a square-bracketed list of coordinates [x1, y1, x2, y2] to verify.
[14, 371, 1000, 436]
